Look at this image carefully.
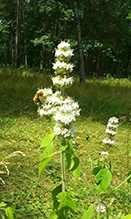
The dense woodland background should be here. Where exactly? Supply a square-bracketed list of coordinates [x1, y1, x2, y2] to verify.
[0, 0, 131, 81]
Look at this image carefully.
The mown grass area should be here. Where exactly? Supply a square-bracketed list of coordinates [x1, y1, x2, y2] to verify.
[0, 68, 131, 218]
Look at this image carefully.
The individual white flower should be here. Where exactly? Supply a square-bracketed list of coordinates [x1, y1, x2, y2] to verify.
[52, 76, 74, 87]
[105, 129, 117, 136]
[96, 204, 106, 213]
[100, 151, 109, 156]
[103, 138, 116, 145]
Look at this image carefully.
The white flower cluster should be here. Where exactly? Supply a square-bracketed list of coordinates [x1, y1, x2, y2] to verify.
[52, 61, 74, 74]
[54, 125, 76, 138]
[52, 75, 74, 88]
[52, 41, 74, 89]
[56, 41, 74, 62]
[37, 90, 62, 116]
[96, 204, 106, 213]
[54, 98, 80, 138]
[34, 41, 80, 139]
[103, 117, 118, 146]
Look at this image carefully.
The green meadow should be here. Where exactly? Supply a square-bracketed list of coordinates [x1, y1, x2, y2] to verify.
[0, 68, 131, 218]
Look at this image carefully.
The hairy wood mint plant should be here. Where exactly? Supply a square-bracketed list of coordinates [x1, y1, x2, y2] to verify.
[33, 42, 93, 218]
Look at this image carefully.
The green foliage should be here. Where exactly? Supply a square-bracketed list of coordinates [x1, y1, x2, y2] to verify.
[5, 207, 15, 219]
[39, 142, 54, 177]
[56, 192, 77, 213]
[82, 205, 93, 219]
[40, 133, 55, 148]
[122, 215, 131, 219]
[94, 168, 112, 193]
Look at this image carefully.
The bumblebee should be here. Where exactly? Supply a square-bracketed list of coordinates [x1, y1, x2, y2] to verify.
[33, 91, 44, 104]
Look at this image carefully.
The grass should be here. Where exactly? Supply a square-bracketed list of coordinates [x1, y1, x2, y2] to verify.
[0, 68, 131, 218]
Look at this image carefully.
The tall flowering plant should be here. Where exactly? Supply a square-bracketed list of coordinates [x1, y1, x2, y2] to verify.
[92, 117, 119, 218]
[33, 42, 83, 218]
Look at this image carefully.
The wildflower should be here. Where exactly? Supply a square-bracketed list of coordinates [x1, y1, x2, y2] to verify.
[108, 117, 118, 124]
[103, 138, 116, 145]
[96, 204, 106, 213]
[52, 61, 74, 74]
[54, 125, 76, 138]
[105, 129, 117, 136]
[57, 41, 71, 50]
[52, 76, 74, 88]
[100, 151, 109, 156]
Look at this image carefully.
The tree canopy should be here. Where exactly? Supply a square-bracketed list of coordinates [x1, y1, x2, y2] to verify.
[0, 0, 131, 78]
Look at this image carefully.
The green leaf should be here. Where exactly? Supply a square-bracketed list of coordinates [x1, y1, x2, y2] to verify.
[5, 207, 15, 219]
[49, 210, 58, 219]
[39, 142, 54, 177]
[60, 144, 68, 152]
[122, 215, 131, 219]
[0, 202, 7, 208]
[56, 192, 77, 213]
[93, 166, 102, 175]
[73, 165, 80, 180]
[85, 159, 98, 168]
[82, 205, 93, 219]
[95, 169, 112, 193]
[69, 156, 79, 171]
[40, 132, 55, 148]
[52, 184, 62, 210]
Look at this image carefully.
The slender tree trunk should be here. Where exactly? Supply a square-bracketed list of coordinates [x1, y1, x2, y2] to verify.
[74, 1, 85, 83]
[40, 46, 45, 70]
[16, 0, 22, 67]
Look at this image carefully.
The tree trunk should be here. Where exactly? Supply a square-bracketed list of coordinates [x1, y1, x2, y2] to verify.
[40, 46, 45, 70]
[74, 1, 85, 83]
[16, 0, 22, 67]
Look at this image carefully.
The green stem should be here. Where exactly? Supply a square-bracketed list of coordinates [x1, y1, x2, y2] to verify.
[61, 151, 65, 192]
[115, 174, 131, 190]
[97, 199, 100, 219]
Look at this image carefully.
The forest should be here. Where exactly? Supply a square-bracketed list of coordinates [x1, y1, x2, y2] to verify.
[0, 0, 131, 81]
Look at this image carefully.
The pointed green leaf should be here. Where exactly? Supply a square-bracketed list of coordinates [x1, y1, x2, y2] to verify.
[5, 207, 15, 219]
[82, 205, 93, 219]
[39, 142, 54, 177]
[56, 192, 77, 213]
[40, 132, 55, 148]
[52, 184, 62, 210]
[95, 169, 112, 192]
[122, 215, 131, 219]
[73, 165, 80, 180]
[69, 156, 79, 171]
[60, 144, 68, 152]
